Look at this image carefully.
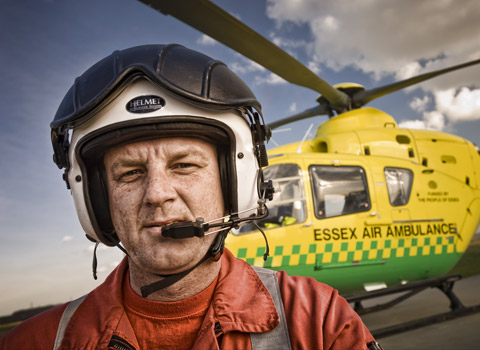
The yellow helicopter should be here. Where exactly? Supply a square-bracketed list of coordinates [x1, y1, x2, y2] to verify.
[139, 0, 480, 295]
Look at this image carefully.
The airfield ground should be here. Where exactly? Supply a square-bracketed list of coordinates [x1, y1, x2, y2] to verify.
[364, 238, 480, 350]
[363, 271, 480, 349]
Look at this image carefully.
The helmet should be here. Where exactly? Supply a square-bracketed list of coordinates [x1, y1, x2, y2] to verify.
[51, 44, 271, 246]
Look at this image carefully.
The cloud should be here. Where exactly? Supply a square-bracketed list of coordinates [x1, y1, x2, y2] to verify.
[266, 0, 480, 86]
[61, 235, 73, 243]
[308, 59, 321, 74]
[398, 119, 428, 130]
[253, 72, 287, 86]
[398, 111, 444, 131]
[270, 34, 308, 54]
[435, 87, 480, 123]
[196, 34, 216, 46]
[266, 0, 480, 131]
[230, 58, 265, 75]
[289, 102, 297, 112]
[314, 15, 339, 33]
[423, 110, 446, 131]
[400, 87, 480, 131]
[396, 61, 422, 81]
[229, 56, 285, 86]
[409, 95, 430, 113]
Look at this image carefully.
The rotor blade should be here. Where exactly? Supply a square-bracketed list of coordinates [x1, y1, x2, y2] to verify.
[138, 0, 349, 108]
[353, 58, 480, 107]
[268, 104, 330, 129]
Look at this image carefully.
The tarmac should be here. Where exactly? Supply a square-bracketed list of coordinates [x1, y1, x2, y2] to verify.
[360, 273, 480, 349]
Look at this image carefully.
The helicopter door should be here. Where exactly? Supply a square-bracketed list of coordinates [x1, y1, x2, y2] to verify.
[308, 163, 377, 278]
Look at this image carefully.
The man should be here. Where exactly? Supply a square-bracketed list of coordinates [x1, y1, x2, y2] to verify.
[1, 44, 380, 350]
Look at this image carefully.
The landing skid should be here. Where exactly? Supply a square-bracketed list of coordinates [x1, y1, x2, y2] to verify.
[344, 274, 480, 338]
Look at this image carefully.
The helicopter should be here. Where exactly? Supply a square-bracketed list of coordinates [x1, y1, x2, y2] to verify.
[138, 0, 480, 295]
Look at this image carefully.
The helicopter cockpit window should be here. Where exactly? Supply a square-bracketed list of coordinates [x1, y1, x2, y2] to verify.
[310, 165, 370, 219]
[385, 167, 413, 206]
[233, 163, 306, 234]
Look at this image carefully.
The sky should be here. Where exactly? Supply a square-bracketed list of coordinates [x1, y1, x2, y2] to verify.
[0, 0, 479, 316]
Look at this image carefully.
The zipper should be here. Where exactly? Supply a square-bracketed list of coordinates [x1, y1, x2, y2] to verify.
[108, 335, 136, 350]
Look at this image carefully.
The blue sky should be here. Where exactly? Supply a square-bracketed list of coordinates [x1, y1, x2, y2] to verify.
[1, 0, 479, 315]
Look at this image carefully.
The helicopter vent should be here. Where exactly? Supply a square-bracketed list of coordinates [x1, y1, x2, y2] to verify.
[396, 135, 411, 144]
[317, 141, 328, 153]
[441, 155, 457, 164]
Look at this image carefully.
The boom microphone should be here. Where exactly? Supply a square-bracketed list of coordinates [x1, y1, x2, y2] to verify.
[161, 200, 269, 239]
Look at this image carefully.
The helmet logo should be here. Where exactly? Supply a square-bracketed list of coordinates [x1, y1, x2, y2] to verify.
[126, 95, 166, 114]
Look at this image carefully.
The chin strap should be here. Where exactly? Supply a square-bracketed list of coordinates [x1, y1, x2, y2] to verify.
[140, 253, 211, 298]
[139, 229, 229, 298]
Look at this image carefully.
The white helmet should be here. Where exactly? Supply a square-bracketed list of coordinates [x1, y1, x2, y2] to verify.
[51, 44, 272, 247]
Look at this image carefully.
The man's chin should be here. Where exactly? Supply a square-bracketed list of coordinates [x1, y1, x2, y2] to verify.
[139, 253, 203, 275]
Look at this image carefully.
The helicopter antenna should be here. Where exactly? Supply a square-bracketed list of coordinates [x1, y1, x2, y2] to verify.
[297, 123, 314, 153]
[269, 127, 291, 147]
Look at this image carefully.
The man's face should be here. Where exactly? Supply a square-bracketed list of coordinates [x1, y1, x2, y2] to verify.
[104, 137, 225, 275]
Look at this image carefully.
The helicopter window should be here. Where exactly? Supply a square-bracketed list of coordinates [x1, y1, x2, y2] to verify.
[384, 167, 413, 206]
[309, 165, 370, 219]
[232, 163, 306, 234]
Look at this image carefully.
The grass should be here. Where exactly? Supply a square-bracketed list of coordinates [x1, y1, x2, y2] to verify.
[0, 322, 21, 338]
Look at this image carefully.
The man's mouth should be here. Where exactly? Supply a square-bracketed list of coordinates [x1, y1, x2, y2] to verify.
[142, 218, 186, 234]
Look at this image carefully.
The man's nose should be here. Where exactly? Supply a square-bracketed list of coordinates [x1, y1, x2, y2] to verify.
[143, 171, 177, 207]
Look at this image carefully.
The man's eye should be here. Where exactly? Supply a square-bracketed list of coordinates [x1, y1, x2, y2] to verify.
[118, 169, 143, 180]
[173, 163, 199, 171]
[177, 163, 194, 168]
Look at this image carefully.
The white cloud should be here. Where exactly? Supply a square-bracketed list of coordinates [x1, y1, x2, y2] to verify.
[61, 235, 73, 243]
[289, 102, 297, 112]
[396, 61, 422, 81]
[398, 119, 427, 130]
[435, 87, 480, 122]
[270, 33, 308, 51]
[308, 60, 321, 74]
[423, 110, 445, 131]
[409, 95, 430, 113]
[230, 58, 265, 75]
[266, 0, 480, 87]
[266, 0, 480, 132]
[398, 111, 445, 131]
[315, 15, 339, 33]
[401, 87, 480, 131]
[196, 34, 216, 46]
[254, 72, 287, 86]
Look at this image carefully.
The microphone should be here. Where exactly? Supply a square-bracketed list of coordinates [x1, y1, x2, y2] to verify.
[161, 218, 207, 239]
[161, 200, 269, 239]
